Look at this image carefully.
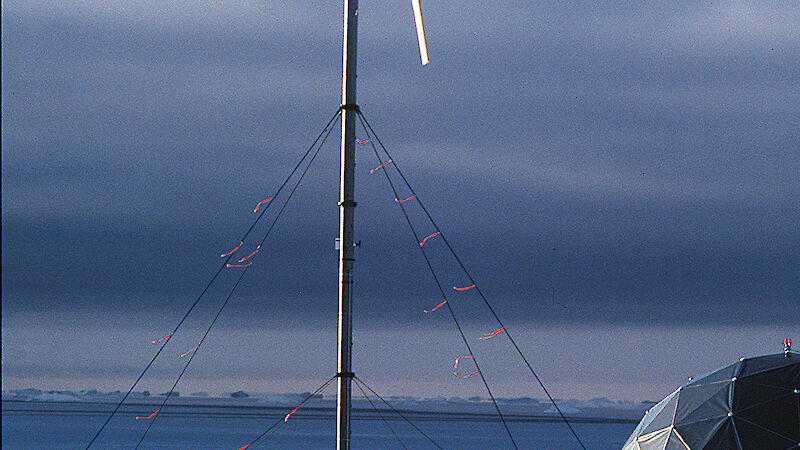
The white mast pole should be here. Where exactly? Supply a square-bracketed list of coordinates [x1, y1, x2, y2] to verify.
[337, 0, 358, 448]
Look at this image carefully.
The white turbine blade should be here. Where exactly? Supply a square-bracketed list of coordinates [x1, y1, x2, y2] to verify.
[411, 0, 429, 65]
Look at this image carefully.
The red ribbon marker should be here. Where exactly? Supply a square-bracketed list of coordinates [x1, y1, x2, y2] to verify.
[135, 409, 159, 420]
[220, 242, 243, 258]
[453, 284, 476, 291]
[152, 333, 173, 344]
[226, 261, 253, 268]
[455, 370, 480, 378]
[419, 231, 441, 247]
[480, 327, 506, 340]
[356, 138, 371, 144]
[395, 195, 416, 204]
[453, 355, 479, 378]
[253, 195, 276, 213]
[284, 404, 302, 422]
[370, 159, 392, 173]
[237, 445, 251, 450]
[424, 300, 447, 313]
[238, 245, 260, 263]
[180, 345, 199, 358]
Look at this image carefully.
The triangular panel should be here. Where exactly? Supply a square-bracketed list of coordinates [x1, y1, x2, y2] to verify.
[737, 354, 799, 378]
[685, 362, 739, 388]
[643, 390, 680, 435]
[623, 418, 648, 450]
[621, 438, 640, 450]
[664, 428, 690, 450]
[735, 364, 800, 407]
[735, 392, 799, 443]
[674, 415, 728, 448]
[703, 418, 741, 449]
[637, 427, 671, 450]
[733, 415, 797, 449]
[674, 380, 731, 425]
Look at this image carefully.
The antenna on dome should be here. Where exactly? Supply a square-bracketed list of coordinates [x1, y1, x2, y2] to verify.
[411, 0, 430, 65]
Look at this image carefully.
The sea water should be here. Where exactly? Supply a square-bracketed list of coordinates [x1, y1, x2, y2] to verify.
[2, 401, 636, 449]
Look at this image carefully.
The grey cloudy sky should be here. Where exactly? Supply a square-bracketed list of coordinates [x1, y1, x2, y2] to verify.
[2, 0, 799, 402]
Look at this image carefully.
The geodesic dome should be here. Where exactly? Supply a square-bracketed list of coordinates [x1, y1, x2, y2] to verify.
[622, 352, 799, 449]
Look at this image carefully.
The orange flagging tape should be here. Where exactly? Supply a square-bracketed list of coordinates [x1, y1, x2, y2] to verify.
[424, 300, 447, 313]
[356, 138, 371, 144]
[180, 345, 199, 358]
[221, 242, 243, 258]
[253, 195, 276, 213]
[152, 333, 173, 344]
[237, 445, 251, 450]
[370, 159, 392, 173]
[395, 195, 416, 203]
[419, 231, 441, 247]
[453, 284, 476, 291]
[453, 355, 479, 378]
[135, 409, 159, 420]
[237, 245, 260, 263]
[226, 261, 253, 268]
[479, 327, 506, 340]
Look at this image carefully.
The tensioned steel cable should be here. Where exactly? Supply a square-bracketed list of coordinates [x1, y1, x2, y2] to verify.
[241, 375, 337, 449]
[353, 378, 407, 449]
[134, 110, 340, 448]
[354, 377, 443, 449]
[85, 110, 342, 449]
[358, 110, 586, 450]
[357, 112, 518, 449]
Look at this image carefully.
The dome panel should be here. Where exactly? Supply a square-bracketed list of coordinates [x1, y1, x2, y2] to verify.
[664, 428, 690, 450]
[674, 381, 730, 425]
[733, 416, 797, 449]
[621, 438, 640, 450]
[685, 362, 739, 388]
[734, 363, 800, 409]
[642, 390, 680, 436]
[674, 415, 728, 448]
[702, 418, 741, 450]
[738, 354, 798, 378]
[734, 392, 799, 443]
[637, 427, 671, 450]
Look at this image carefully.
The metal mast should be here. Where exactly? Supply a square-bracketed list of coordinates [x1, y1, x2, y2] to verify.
[337, 0, 358, 448]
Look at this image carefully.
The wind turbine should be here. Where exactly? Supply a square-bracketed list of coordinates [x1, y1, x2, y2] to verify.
[336, 1, 429, 448]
